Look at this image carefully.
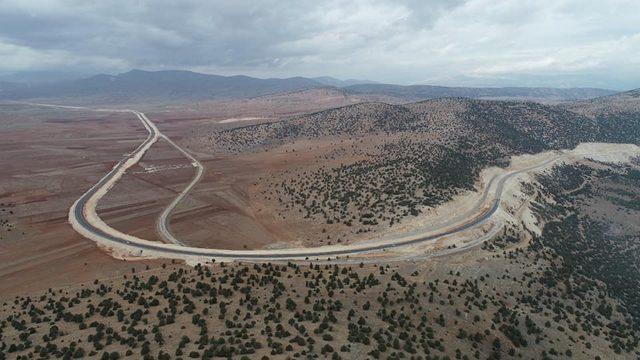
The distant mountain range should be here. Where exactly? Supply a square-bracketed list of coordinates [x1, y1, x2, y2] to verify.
[0, 69, 619, 104]
[0, 70, 320, 103]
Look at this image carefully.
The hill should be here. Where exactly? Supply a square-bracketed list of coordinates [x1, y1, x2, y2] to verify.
[210, 98, 598, 153]
[204, 98, 600, 232]
[562, 88, 640, 144]
[564, 88, 640, 115]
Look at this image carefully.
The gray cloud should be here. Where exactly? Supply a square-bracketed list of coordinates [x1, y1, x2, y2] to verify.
[0, 0, 638, 89]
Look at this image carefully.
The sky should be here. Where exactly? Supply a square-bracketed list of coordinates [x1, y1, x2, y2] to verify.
[0, 0, 638, 90]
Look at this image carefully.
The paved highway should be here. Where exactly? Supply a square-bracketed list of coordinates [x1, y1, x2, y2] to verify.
[11, 102, 636, 263]
[69, 148, 559, 261]
[0, 100, 563, 262]
[155, 133, 204, 246]
[60, 105, 565, 261]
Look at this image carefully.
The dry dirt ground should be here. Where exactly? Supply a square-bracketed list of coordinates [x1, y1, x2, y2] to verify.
[102, 132, 452, 251]
[11, 95, 630, 257]
[1, 94, 637, 291]
[91, 135, 366, 251]
[0, 104, 169, 297]
[96, 137, 196, 244]
[0, 90, 393, 296]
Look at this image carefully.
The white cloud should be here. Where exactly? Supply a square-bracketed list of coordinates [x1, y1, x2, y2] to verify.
[0, 0, 637, 89]
[0, 38, 128, 71]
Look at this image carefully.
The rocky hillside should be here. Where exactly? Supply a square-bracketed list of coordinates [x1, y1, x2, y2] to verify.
[211, 98, 598, 154]
[562, 88, 640, 144]
[206, 98, 609, 231]
[406, 99, 599, 151]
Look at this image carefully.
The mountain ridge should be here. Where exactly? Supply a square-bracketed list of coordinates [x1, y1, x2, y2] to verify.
[0, 69, 620, 104]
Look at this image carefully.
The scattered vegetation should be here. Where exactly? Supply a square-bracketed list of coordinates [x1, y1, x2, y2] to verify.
[532, 163, 640, 335]
[211, 98, 602, 233]
[0, 202, 16, 241]
[2, 160, 639, 359]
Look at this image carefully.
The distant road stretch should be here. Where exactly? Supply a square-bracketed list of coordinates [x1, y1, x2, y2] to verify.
[155, 133, 204, 247]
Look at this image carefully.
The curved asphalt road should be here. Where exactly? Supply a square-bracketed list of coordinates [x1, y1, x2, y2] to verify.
[60, 105, 565, 261]
[155, 134, 204, 246]
[70, 152, 558, 260]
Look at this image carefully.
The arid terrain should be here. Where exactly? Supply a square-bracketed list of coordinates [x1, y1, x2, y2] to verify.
[0, 104, 162, 296]
[0, 86, 417, 298]
[0, 78, 639, 358]
[1, 0, 639, 358]
[166, 94, 637, 250]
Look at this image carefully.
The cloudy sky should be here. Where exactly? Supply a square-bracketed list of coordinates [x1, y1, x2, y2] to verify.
[0, 0, 638, 89]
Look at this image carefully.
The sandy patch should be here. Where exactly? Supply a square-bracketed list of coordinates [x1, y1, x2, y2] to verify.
[218, 117, 268, 124]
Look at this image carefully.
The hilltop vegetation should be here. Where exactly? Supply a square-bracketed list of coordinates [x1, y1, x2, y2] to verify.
[198, 93, 640, 240]
[205, 98, 608, 235]
[532, 163, 640, 331]
[210, 99, 598, 153]
[562, 88, 640, 145]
